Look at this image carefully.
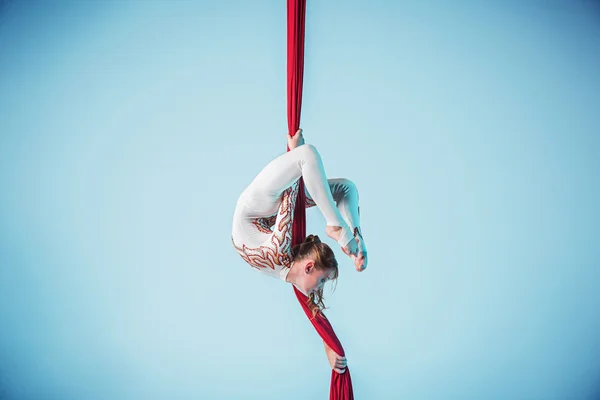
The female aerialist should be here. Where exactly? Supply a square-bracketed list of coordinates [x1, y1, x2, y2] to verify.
[231, 129, 367, 374]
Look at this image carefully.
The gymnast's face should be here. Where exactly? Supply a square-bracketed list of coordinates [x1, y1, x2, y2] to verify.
[302, 260, 335, 295]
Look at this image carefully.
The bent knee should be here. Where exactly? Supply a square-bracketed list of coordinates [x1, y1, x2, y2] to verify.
[330, 177, 357, 191]
[329, 178, 358, 200]
[297, 143, 321, 161]
[341, 178, 357, 190]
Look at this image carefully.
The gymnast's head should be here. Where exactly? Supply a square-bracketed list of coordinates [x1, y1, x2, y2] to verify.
[290, 234, 339, 316]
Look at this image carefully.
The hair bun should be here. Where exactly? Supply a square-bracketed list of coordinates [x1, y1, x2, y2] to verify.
[304, 234, 321, 244]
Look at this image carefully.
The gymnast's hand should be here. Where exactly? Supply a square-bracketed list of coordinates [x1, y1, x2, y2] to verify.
[324, 341, 347, 374]
[287, 128, 305, 150]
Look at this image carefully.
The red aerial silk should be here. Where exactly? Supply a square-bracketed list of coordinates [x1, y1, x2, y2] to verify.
[287, 1, 354, 398]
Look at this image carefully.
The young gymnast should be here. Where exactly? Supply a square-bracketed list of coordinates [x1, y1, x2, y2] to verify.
[231, 129, 367, 373]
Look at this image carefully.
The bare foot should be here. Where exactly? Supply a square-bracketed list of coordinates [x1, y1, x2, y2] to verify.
[353, 229, 368, 272]
[287, 129, 305, 150]
[352, 247, 368, 272]
[325, 226, 362, 270]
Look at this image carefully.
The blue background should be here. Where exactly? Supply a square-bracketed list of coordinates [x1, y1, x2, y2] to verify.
[1, 1, 599, 399]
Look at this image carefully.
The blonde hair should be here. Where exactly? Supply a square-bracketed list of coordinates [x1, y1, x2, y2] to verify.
[291, 234, 339, 317]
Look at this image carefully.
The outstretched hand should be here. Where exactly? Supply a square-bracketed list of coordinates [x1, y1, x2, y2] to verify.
[324, 341, 347, 374]
[287, 128, 305, 150]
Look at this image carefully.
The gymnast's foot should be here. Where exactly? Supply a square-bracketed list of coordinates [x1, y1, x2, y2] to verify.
[352, 227, 368, 272]
[287, 128, 305, 150]
[326, 225, 366, 272]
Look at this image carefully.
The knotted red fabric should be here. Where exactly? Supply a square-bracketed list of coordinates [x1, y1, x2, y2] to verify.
[287, 1, 354, 398]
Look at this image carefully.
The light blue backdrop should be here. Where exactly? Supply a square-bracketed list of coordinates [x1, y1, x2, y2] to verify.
[1, 1, 599, 399]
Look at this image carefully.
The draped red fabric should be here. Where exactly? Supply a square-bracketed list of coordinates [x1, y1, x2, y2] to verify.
[287, 1, 354, 399]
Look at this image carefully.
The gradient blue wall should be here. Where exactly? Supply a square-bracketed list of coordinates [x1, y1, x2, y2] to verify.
[1, 1, 599, 399]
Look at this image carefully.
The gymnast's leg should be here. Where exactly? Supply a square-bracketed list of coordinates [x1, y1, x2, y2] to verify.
[242, 144, 358, 253]
[306, 178, 368, 271]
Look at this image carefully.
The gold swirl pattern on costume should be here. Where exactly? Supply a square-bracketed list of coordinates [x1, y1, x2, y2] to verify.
[232, 181, 300, 272]
[252, 215, 277, 234]
[305, 196, 316, 209]
[250, 188, 316, 235]
[354, 226, 364, 241]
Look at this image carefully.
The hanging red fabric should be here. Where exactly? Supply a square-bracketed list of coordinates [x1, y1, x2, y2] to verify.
[287, 1, 354, 399]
